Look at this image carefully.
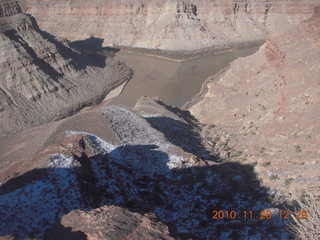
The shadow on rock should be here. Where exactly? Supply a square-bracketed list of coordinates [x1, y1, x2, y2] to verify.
[44, 224, 87, 240]
[70, 36, 120, 58]
[70, 36, 105, 53]
[29, 15, 108, 69]
[0, 142, 290, 239]
[145, 116, 213, 161]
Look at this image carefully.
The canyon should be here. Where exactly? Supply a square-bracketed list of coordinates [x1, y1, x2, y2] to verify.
[0, 0, 319, 239]
[188, 8, 320, 194]
[0, 0, 132, 137]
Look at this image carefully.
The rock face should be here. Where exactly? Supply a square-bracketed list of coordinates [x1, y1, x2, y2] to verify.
[0, 0, 25, 17]
[47, 206, 174, 240]
[24, 0, 318, 50]
[0, 98, 290, 239]
[188, 9, 320, 193]
[0, 0, 132, 137]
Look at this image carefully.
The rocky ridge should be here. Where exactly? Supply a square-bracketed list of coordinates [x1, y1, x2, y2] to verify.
[0, 97, 290, 239]
[25, 0, 318, 50]
[0, 0, 132, 137]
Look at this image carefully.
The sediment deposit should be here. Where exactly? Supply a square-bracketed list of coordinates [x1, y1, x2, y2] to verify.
[25, 0, 318, 50]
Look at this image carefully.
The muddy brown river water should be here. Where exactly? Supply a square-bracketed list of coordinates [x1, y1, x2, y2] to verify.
[108, 45, 261, 107]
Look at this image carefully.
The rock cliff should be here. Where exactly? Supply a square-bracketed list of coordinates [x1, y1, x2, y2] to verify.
[188, 9, 320, 193]
[25, 0, 318, 50]
[0, 0, 132, 137]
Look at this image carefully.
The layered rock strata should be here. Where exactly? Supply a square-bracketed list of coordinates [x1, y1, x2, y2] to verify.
[188, 9, 320, 193]
[0, 0, 132, 137]
[25, 0, 318, 50]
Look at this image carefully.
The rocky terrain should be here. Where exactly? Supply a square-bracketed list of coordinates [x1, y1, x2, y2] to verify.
[0, 97, 290, 239]
[0, 0, 319, 239]
[46, 206, 174, 240]
[188, 8, 320, 195]
[0, 0, 132, 137]
[24, 0, 318, 50]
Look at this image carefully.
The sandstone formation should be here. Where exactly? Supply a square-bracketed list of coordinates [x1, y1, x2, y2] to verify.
[188, 9, 320, 193]
[0, 98, 290, 239]
[25, 0, 318, 50]
[47, 206, 174, 240]
[0, 0, 132, 137]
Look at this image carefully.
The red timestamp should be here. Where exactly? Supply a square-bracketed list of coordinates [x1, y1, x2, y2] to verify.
[212, 210, 308, 220]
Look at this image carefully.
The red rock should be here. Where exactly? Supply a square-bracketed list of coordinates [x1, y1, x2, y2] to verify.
[47, 206, 174, 240]
[189, 9, 320, 192]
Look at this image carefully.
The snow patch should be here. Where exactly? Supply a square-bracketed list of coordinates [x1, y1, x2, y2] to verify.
[49, 154, 76, 168]
[67, 131, 117, 152]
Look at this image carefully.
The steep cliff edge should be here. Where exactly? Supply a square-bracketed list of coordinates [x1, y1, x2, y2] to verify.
[25, 0, 318, 50]
[188, 9, 320, 193]
[0, 0, 132, 137]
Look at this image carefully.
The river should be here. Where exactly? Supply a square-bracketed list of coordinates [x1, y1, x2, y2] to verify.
[107, 45, 261, 107]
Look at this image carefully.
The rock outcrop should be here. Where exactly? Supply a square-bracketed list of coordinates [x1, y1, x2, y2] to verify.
[188, 9, 320, 193]
[0, 98, 290, 239]
[46, 206, 174, 240]
[0, 0, 132, 137]
[25, 0, 318, 50]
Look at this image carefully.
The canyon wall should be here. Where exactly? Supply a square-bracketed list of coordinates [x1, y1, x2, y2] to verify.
[0, 0, 25, 17]
[24, 0, 318, 50]
[0, 0, 132, 137]
[188, 10, 320, 192]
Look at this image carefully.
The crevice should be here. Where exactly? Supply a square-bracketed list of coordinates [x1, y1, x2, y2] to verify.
[245, 2, 249, 13]
[233, 3, 240, 15]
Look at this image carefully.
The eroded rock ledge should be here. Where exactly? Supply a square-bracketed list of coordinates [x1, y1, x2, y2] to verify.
[25, 0, 318, 50]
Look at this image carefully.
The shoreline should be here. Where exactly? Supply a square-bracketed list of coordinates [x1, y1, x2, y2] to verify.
[103, 42, 262, 108]
[183, 67, 229, 110]
[116, 40, 265, 62]
[79, 79, 130, 113]
[1, 41, 262, 139]
[0, 59, 133, 139]
[103, 80, 128, 102]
